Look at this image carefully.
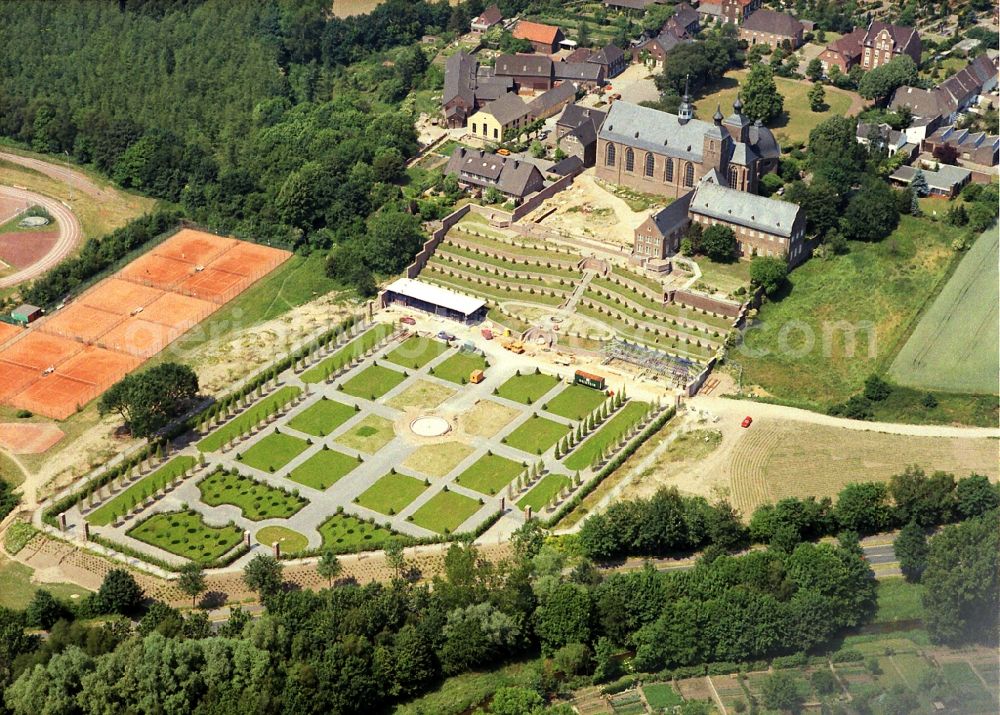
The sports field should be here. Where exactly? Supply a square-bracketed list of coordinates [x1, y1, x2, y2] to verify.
[0, 229, 290, 418]
[889, 228, 999, 395]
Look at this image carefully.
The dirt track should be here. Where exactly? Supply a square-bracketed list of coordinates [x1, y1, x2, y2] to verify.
[0, 184, 82, 288]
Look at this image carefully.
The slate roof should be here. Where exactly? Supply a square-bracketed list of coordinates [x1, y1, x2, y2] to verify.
[669, 3, 699, 31]
[742, 10, 803, 37]
[823, 27, 865, 59]
[548, 155, 585, 176]
[937, 54, 997, 106]
[889, 85, 958, 119]
[528, 82, 576, 116]
[554, 61, 604, 82]
[863, 21, 919, 52]
[926, 125, 1000, 152]
[588, 44, 625, 67]
[857, 121, 903, 145]
[494, 53, 553, 78]
[689, 180, 801, 238]
[890, 164, 971, 192]
[445, 148, 545, 197]
[444, 51, 477, 106]
[599, 101, 716, 162]
[564, 47, 593, 63]
[480, 92, 530, 125]
[513, 20, 561, 45]
[473, 5, 502, 26]
[649, 190, 693, 236]
[474, 75, 514, 102]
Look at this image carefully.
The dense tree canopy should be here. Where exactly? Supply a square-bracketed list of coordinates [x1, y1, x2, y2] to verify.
[99, 363, 199, 438]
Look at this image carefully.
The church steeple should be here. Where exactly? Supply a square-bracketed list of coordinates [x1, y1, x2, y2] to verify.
[713, 104, 724, 125]
[678, 75, 693, 125]
[723, 92, 750, 142]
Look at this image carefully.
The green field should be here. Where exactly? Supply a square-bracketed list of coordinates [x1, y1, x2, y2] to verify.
[385, 335, 449, 369]
[287, 397, 358, 436]
[257, 525, 308, 554]
[875, 578, 925, 623]
[409, 489, 481, 533]
[432, 351, 487, 384]
[642, 683, 683, 709]
[496, 372, 561, 404]
[740, 216, 964, 407]
[86, 456, 196, 526]
[543, 383, 607, 421]
[503, 415, 571, 455]
[287, 448, 361, 490]
[355, 472, 427, 515]
[564, 401, 650, 471]
[239, 432, 310, 473]
[319, 512, 397, 550]
[198, 470, 307, 520]
[335, 414, 395, 453]
[518, 473, 571, 511]
[889, 228, 999, 394]
[128, 510, 243, 563]
[197, 386, 302, 453]
[0, 556, 90, 610]
[300, 323, 395, 383]
[454, 453, 525, 496]
[339, 363, 407, 400]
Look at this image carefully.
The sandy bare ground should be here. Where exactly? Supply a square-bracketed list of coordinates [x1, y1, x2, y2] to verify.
[0, 185, 82, 288]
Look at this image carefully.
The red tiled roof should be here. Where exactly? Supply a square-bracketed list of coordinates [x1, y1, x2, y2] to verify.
[513, 20, 561, 45]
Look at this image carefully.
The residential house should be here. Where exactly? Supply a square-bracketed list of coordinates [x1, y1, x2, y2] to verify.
[861, 21, 920, 71]
[468, 93, 530, 142]
[554, 61, 605, 91]
[889, 164, 972, 197]
[596, 96, 780, 199]
[633, 192, 693, 261]
[444, 148, 546, 203]
[442, 51, 513, 128]
[470, 4, 502, 33]
[564, 47, 593, 63]
[856, 122, 910, 156]
[587, 44, 628, 78]
[527, 82, 577, 122]
[935, 55, 998, 113]
[888, 86, 954, 141]
[494, 53, 554, 92]
[632, 26, 689, 69]
[818, 28, 865, 75]
[922, 125, 999, 166]
[698, 0, 760, 26]
[512, 20, 564, 54]
[665, 3, 700, 35]
[554, 104, 606, 166]
[739, 10, 804, 50]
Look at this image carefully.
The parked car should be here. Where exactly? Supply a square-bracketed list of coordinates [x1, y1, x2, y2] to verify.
[400, 316, 416, 325]
[437, 330, 456, 341]
[496, 148, 511, 156]
[741, 416, 753, 428]
[481, 328, 493, 340]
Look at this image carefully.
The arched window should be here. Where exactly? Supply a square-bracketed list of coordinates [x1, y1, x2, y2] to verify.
[624, 148, 634, 172]
[728, 166, 739, 188]
[684, 163, 695, 187]
[664, 158, 673, 183]
[605, 143, 616, 166]
[644, 153, 655, 177]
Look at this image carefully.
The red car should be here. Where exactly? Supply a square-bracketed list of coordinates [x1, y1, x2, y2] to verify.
[481, 328, 493, 340]
[741, 416, 753, 428]
[399, 316, 416, 325]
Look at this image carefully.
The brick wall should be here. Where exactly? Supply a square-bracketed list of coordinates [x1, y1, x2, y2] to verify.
[671, 289, 742, 319]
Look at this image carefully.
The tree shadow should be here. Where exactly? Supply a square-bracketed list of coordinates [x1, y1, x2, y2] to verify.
[199, 591, 228, 609]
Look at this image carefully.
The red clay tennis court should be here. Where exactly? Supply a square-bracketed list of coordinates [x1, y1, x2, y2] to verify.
[0, 229, 291, 419]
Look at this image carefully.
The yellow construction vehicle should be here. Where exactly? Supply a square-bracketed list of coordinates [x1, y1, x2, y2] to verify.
[502, 339, 525, 354]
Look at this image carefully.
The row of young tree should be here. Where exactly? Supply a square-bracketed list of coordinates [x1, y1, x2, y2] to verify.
[578, 468, 998, 560]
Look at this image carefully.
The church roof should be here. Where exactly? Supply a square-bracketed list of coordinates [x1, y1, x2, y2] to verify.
[690, 180, 801, 237]
[598, 100, 718, 162]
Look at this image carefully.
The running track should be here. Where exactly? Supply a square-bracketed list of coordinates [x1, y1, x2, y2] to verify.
[0, 184, 82, 288]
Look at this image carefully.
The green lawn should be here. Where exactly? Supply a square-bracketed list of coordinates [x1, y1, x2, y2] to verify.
[86, 456, 196, 526]
[335, 414, 396, 454]
[385, 335, 450, 370]
[300, 322, 395, 384]
[740, 216, 964, 408]
[128, 510, 243, 564]
[643, 683, 683, 709]
[543, 383, 607, 421]
[409, 489, 482, 534]
[0, 556, 90, 610]
[564, 401, 650, 471]
[256, 525, 308, 555]
[496, 372, 561, 404]
[286, 448, 361, 490]
[339, 364, 407, 400]
[355, 472, 427, 516]
[518, 473, 571, 511]
[874, 578, 925, 623]
[694, 255, 751, 296]
[198, 470, 307, 520]
[503, 415, 571, 455]
[239, 431, 310, 473]
[431, 351, 487, 385]
[454, 453, 525, 496]
[287, 397, 358, 437]
[197, 386, 302, 453]
[318, 512, 397, 551]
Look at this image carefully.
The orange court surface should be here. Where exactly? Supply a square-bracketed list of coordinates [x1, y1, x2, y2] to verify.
[0, 229, 290, 420]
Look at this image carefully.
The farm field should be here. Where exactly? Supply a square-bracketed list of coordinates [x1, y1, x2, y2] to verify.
[889, 228, 999, 395]
[287, 397, 357, 437]
[339, 363, 407, 400]
[128, 510, 243, 563]
[86, 456, 196, 526]
[198, 470, 307, 520]
[454, 453, 525, 496]
[197, 386, 302, 452]
[286, 448, 360, 490]
[318, 512, 396, 550]
[238, 432, 309, 473]
[564, 401, 650, 471]
[409, 489, 481, 533]
[543, 383, 607, 421]
[503, 414, 570, 455]
[728, 419, 999, 516]
[355, 472, 427, 516]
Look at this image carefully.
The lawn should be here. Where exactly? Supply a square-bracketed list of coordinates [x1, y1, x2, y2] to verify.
[385, 335, 450, 370]
[197, 386, 302, 453]
[339, 363, 407, 400]
[0, 555, 90, 610]
[335, 414, 396, 453]
[503, 415, 571, 455]
[543, 383, 607, 421]
[642, 683, 683, 710]
[128, 510, 243, 564]
[740, 216, 964, 408]
[694, 70, 855, 145]
[454, 453, 525, 496]
[518, 473, 571, 511]
[256, 525, 308, 555]
[402, 441, 475, 478]
[319, 512, 397, 550]
[198, 470, 307, 520]
[387, 379, 455, 410]
[239, 431, 310, 473]
[694, 255, 751, 296]
[496, 372, 561, 404]
[286, 448, 361, 490]
[409, 489, 482, 534]
[431, 351, 487, 385]
[889, 227, 998, 395]
[86, 456, 196, 527]
[564, 401, 650, 471]
[875, 578, 926, 624]
[458, 400, 522, 437]
[300, 322, 395, 384]
[355, 472, 427, 516]
[287, 397, 358, 437]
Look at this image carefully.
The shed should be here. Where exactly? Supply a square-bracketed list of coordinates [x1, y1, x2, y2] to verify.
[11, 304, 43, 325]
